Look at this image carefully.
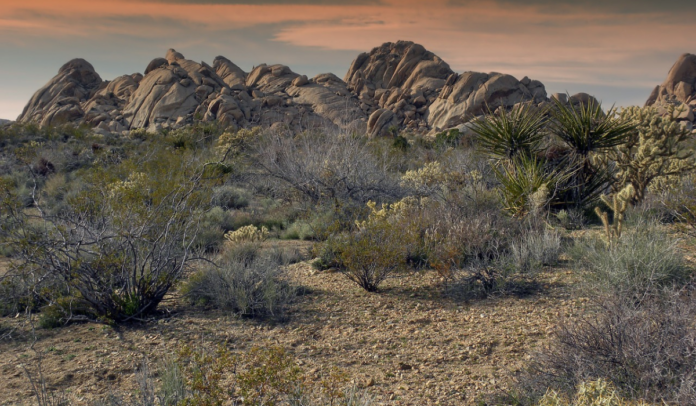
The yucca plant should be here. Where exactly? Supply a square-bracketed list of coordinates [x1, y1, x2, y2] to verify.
[549, 97, 635, 209]
[549, 98, 635, 158]
[494, 155, 569, 217]
[470, 103, 548, 161]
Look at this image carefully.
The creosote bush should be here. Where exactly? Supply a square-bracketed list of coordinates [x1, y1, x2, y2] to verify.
[1, 145, 213, 323]
[338, 219, 407, 292]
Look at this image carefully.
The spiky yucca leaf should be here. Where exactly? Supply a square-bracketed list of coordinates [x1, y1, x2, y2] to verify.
[549, 97, 636, 157]
[494, 155, 569, 217]
[470, 103, 548, 160]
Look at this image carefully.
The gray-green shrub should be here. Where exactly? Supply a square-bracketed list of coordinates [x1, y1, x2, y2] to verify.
[508, 227, 562, 274]
[570, 217, 690, 299]
[182, 244, 296, 317]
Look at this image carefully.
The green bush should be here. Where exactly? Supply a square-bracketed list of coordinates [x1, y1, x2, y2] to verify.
[434, 128, 464, 149]
[281, 220, 314, 240]
[211, 185, 250, 209]
[338, 220, 407, 292]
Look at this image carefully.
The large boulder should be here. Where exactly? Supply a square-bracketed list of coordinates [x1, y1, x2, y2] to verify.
[427, 72, 546, 130]
[213, 56, 247, 89]
[344, 41, 547, 133]
[124, 49, 242, 129]
[645, 53, 696, 133]
[646, 53, 696, 106]
[18, 59, 103, 126]
[286, 73, 365, 129]
[344, 41, 454, 130]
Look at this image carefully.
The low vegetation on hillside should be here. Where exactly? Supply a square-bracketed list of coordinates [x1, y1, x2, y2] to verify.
[1, 99, 695, 405]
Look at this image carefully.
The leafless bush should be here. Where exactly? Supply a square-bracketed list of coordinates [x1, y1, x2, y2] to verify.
[527, 288, 696, 404]
[253, 131, 404, 205]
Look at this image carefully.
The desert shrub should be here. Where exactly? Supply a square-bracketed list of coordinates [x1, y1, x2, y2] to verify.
[537, 379, 654, 406]
[282, 220, 314, 240]
[193, 206, 240, 252]
[168, 344, 372, 406]
[159, 358, 187, 406]
[37, 296, 92, 329]
[508, 228, 562, 274]
[528, 289, 696, 404]
[434, 128, 465, 149]
[660, 172, 696, 236]
[311, 236, 344, 271]
[252, 131, 403, 205]
[211, 185, 250, 209]
[338, 217, 407, 292]
[182, 244, 296, 317]
[431, 210, 559, 298]
[569, 217, 690, 299]
[554, 208, 587, 230]
[0, 148, 212, 323]
[392, 134, 410, 151]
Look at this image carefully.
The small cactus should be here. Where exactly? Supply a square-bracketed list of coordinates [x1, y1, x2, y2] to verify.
[224, 225, 269, 244]
[595, 185, 635, 244]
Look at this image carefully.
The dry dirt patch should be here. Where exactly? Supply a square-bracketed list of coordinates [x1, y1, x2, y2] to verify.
[0, 258, 582, 406]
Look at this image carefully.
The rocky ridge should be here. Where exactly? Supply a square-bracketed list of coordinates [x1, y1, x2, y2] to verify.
[18, 41, 597, 136]
[645, 53, 696, 132]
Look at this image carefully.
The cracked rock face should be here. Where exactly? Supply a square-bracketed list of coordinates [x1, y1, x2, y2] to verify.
[18, 41, 580, 136]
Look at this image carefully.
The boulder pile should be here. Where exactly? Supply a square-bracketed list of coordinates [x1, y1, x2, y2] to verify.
[17, 41, 595, 136]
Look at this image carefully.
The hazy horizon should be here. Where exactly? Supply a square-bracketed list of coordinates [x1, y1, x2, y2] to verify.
[1, 0, 694, 120]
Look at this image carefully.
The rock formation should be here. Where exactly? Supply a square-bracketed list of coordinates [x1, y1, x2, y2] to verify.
[17, 40, 586, 136]
[645, 53, 696, 132]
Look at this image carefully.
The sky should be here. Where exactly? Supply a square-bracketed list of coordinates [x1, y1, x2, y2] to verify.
[0, 0, 694, 120]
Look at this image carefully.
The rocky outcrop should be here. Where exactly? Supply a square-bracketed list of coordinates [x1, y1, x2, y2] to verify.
[428, 72, 547, 130]
[645, 53, 696, 132]
[344, 41, 548, 135]
[18, 41, 575, 136]
[18, 59, 104, 127]
[346, 41, 454, 135]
